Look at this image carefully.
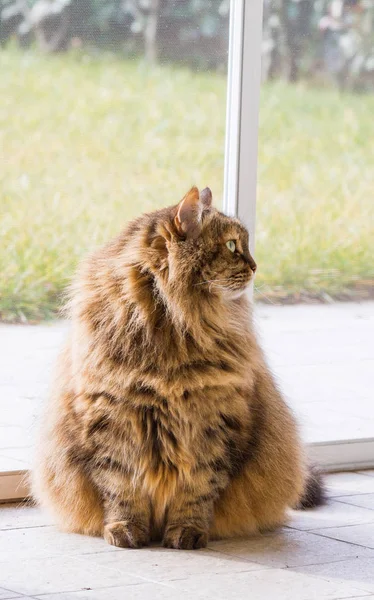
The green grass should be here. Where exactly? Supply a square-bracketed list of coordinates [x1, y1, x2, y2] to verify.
[1, 48, 373, 322]
[257, 82, 374, 302]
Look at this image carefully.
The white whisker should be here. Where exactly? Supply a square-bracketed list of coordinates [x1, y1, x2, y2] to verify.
[194, 278, 232, 287]
[254, 286, 277, 306]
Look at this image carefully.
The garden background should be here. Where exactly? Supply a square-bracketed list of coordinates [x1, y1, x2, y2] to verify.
[1, 0, 373, 322]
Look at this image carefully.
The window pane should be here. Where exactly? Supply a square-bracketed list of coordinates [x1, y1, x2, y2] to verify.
[257, 0, 374, 444]
[1, 0, 229, 323]
[0, 0, 230, 472]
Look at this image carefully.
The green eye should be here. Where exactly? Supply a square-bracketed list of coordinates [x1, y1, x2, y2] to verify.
[226, 240, 236, 253]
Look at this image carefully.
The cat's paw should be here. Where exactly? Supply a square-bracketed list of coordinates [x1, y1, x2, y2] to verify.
[163, 525, 208, 550]
[104, 521, 149, 549]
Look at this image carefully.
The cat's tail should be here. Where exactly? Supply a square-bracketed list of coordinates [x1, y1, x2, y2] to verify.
[297, 465, 326, 509]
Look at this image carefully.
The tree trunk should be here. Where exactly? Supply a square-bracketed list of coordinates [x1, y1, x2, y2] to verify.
[35, 9, 70, 53]
[144, 0, 160, 65]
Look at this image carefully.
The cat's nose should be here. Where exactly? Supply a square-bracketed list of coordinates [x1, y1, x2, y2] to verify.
[246, 255, 257, 273]
[243, 252, 257, 274]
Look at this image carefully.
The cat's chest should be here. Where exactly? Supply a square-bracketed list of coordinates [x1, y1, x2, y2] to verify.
[117, 389, 250, 473]
[77, 387, 251, 484]
[121, 396, 220, 456]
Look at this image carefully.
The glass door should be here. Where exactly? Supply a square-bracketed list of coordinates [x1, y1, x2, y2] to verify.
[226, 0, 374, 470]
[0, 0, 231, 497]
[1, 0, 372, 503]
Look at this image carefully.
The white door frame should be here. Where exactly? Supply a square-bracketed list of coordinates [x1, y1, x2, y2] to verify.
[224, 0, 263, 252]
[223, 0, 374, 472]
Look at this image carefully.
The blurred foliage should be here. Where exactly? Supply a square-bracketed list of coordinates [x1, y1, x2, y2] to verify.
[263, 0, 374, 91]
[1, 48, 373, 321]
[1, 0, 373, 87]
[0, 0, 230, 67]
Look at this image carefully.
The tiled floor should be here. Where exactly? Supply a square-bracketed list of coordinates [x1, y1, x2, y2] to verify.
[0, 301, 373, 472]
[0, 471, 374, 599]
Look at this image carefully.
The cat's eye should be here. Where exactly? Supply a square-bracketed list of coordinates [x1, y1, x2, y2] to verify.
[226, 240, 236, 253]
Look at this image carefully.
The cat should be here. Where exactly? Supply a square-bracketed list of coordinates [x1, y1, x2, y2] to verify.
[32, 186, 324, 550]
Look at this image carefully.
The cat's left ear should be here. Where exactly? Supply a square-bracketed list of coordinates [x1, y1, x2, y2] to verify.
[200, 187, 213, 209]
[174, 186, 203, 238]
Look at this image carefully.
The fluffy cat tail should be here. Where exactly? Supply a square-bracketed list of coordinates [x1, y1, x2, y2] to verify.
[297, 465, 326, 509]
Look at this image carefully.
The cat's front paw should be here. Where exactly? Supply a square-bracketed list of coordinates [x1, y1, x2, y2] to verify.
[104, 521, 149, 549]
[163, 525, 208, 550]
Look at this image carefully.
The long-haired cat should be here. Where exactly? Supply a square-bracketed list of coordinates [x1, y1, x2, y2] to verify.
[32, 186, 323, 550]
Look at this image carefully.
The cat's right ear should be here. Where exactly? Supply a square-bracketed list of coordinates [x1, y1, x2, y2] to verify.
[174, 186, 202, 239]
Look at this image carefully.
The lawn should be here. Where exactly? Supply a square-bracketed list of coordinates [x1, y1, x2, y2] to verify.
[1, 48, 373, 322]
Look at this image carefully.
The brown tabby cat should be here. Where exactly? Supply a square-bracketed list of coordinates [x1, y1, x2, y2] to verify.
[32, 186, 323, 550]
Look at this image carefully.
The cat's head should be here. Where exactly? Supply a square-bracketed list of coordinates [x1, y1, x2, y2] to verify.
[142, 186, 257, 299]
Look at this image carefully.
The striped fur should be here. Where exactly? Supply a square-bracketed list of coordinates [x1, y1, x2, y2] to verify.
[32, 187, 320, 549]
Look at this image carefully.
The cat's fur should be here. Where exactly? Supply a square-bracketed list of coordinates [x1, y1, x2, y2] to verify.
[32, 186, 324, 550]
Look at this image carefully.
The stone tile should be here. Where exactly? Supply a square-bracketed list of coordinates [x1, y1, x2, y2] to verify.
[358, 471, 374, 478]
[0, 303, 374, 598]
[274, 363, 373, 404]
[208, 529, 374, 568]
[288, 500, 374, 531]
[0, 302, 373, 459]
[79, 546, 268, 582]
[0, 426, 30, 450]
[300, 409, 374, 443]
[0, 456, 28, 472]
[0, 399, 37, 428]
[0, 555, 141, 596]
[168, 568, 368, 600]
[0, 448, 31, 464]
[315, 396, 374, 419]
[35, 583, 206, 600]
[336, 494, 374, 511]
[0, 502, 53, 530]
[293, 556, 374, 594]
[255, 301, 374, 334]
[310, 523, 374, 549]
[255, 302, 374, 443]
[325, 473, 374, 498]
[0, 526, 117, 561]
[0, 589, 23, 600]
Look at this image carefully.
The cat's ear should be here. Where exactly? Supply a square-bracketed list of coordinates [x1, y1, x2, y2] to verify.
[200, 187, 213, 209]
[174, 186, 202, 238]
